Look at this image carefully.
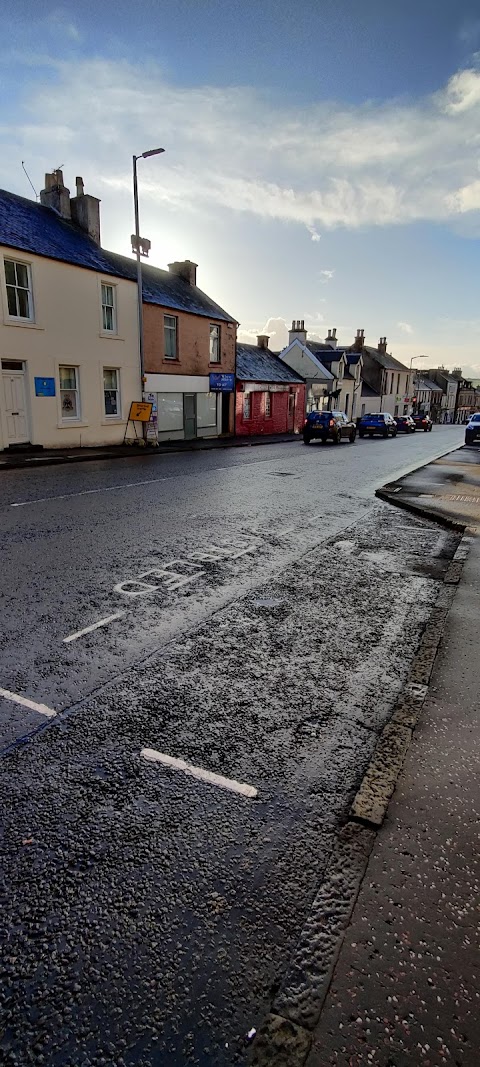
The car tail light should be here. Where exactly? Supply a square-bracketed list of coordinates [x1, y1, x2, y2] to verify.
[304, 418, 308, 427]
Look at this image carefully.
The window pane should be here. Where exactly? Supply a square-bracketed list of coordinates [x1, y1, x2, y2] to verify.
[102, 284, 114, 307]
[6, 286, 17, 316]
[157, 392, 183, 431]
[4, 260, 16, 286]
[164, 317, 177, 358]
[197, 392, 217, 428]
[60, 367, 77, 389]
[102, 305, 114, 330]
[61, 390, 78, 418]
[16, 288, 31, 318]
[15, 263, 29, 289]
[209, 324, 220, 362]
[104, 369, 117, 390]
[104, 390, 118, 415]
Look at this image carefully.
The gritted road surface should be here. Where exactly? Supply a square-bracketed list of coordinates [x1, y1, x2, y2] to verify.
[0, 427, 463, 1065]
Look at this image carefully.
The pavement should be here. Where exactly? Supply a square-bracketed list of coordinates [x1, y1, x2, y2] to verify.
[0, 432, 300, 470]
[251, 442, 480, 1067]
[0, 425, 472, 1066]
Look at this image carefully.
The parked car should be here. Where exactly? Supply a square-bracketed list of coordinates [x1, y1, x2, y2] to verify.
[394, 414, 416, 434]
[358, 413, 397, 438]
[465, 413, 480, 445]
[412, 413, 433, 432]
[303, 410, 356, 445]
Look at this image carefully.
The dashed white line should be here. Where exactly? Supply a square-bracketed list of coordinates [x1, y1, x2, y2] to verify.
[11, 476, 171, 507]
[0, 687, 57, 718]
[63, 611, 126, 643]
[141, 747, 258, 798]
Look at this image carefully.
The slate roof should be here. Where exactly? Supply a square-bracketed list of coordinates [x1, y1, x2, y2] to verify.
[361, 382, 381, 397]
[0, 188, 234, 322]
[417, 377, 443, 393]
[363, 345, 409, 372]
[236, 345, 304, 384]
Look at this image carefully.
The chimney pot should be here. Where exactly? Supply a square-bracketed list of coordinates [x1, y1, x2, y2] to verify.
[75, 176, 84, 197]
[257, 334, 269, 349]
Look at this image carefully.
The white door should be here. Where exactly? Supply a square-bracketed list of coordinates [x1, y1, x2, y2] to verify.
[2, 371, 29, 444]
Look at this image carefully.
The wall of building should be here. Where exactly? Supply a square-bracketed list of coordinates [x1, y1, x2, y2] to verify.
[0, 247, 139, 450]
[143, 303, 235, 376]
[235, 383, 305, 435]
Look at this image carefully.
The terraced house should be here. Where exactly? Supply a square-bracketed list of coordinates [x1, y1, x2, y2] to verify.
[0, 170, 236, 452]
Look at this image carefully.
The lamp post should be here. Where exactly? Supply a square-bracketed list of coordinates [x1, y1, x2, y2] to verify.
[132, 148, 165, 396]
[409, 355, 423, 413]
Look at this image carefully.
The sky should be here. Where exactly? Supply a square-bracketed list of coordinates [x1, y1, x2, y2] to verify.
[2, 0, 480, 374]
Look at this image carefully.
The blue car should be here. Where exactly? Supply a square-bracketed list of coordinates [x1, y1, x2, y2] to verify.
[358, 412, 397, 439]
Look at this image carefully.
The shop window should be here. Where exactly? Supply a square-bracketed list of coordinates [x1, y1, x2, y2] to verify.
[157, 392, 183, 431]
[197, 392, 217, 428]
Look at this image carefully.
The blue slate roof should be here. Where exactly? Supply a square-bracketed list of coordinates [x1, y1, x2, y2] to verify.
[0, 188, 234, 322]
[236, 344, 304, 384]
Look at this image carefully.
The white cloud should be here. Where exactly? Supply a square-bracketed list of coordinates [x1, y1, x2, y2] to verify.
[4, 54, 480, 236]
[397, 321, 413, 334]
[320, 269, 335, 281]
[45, 9, 82, 42]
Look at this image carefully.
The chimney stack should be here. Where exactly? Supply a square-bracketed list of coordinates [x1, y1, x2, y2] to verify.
[168, 260, 198, 286]
[378, 336, 387, 355]
[70, 175, 101, 245]
[288, 318, 307, 345]
[257, 335, 269, 349]
[40, 169, 71, 219]
[325, 327, 338, 349]
[353, 328, 365, 353]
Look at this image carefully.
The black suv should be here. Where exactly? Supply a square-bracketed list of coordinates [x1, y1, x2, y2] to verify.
[412, 414, 433, 432]
[358, 412, 397, 438]
[394, 414, 415, 434]
[303, 410, 357, 445]
[465, 413, 480, 445]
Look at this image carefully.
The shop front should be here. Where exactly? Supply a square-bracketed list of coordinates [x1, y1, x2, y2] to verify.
[143, 373, 233, 442]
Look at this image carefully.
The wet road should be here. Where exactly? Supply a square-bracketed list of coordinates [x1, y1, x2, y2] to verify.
[0, 427, 463, 1066]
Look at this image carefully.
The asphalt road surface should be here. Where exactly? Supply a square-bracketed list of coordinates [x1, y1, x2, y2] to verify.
[0, 427, 463, 1066]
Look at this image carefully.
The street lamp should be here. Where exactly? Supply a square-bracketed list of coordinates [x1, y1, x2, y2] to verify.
[409, 354, 423, 412]
[132, 148, 165, 396]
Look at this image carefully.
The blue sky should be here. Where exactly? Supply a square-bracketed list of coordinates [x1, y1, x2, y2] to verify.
[2, 0, 480, 372]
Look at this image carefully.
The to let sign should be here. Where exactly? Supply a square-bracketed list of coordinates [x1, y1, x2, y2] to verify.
[34, 377, 56, 397]
[209, 372, 235, 392]
[128, 401, 153, 422]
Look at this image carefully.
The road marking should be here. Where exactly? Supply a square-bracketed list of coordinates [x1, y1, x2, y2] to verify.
[0, 687, 56, 718]
[141, 747, 258, 798]
[11, 476, 171, 507]
[63, 611, 126, 643]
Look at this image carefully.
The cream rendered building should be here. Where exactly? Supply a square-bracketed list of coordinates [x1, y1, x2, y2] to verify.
[0, 172, 140, 451]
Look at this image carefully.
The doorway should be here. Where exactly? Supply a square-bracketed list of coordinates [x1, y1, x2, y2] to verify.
[183, 393, 197, 439]
[2, 363, 29, 445]
[287, 392, 295, 432]
[221, 392, 230, 434]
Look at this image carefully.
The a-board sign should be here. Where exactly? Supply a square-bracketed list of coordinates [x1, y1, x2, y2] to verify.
[128, 401, 153, 422]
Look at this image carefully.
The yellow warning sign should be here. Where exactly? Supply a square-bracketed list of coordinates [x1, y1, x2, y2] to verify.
[128, 401, 153, 422]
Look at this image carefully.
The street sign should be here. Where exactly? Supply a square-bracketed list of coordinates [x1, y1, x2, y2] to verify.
[128, 401, 153, 422]
[209, 372, 235, 392]
[34, 377, 56, 397]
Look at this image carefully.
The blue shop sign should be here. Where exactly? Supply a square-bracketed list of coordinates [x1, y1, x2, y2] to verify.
[209, 372, 235, 392]
[34, 377, 56, 397]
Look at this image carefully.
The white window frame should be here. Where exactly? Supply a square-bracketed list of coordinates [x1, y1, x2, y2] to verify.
[103, 367, 121, 419]
[164, 315, 178, 360]
[59, 365, 81, 422]
[4, 257, 34, 321]
[101, 282, 117, 334]
[209, 323, 221, 363]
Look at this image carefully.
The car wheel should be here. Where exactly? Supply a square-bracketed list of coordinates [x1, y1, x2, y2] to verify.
[392, 430, 397, 437]
[349, 430, 356, 443]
